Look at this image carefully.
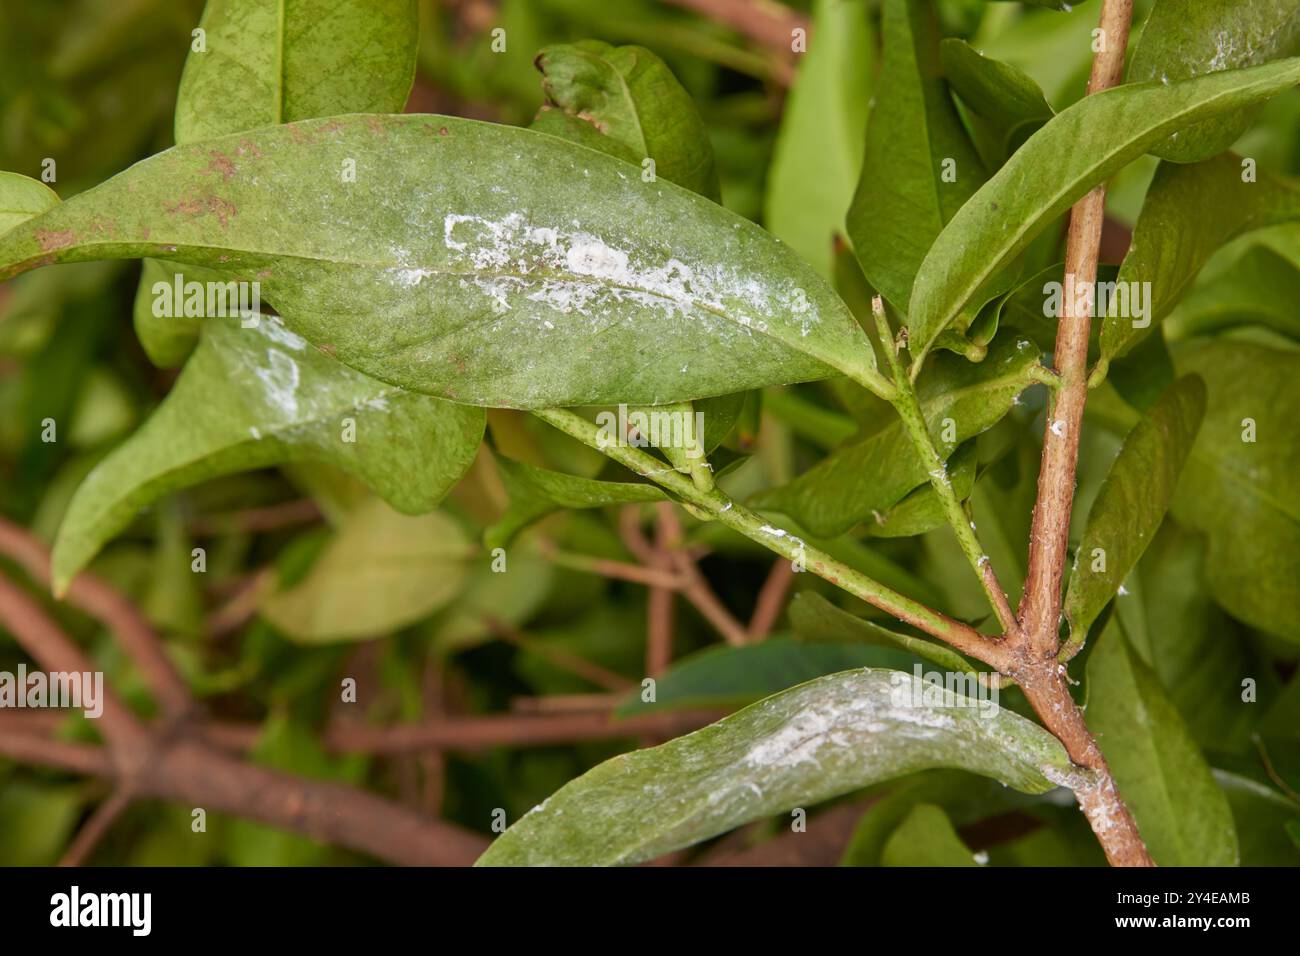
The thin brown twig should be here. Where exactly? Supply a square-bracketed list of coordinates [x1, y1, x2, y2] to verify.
[58, 788, 134, 867]
[655, 503, 749, 647]
[0, 516, 192, 718]
[538, 539, 686, 589]
[0, 580, 486, 866]
[646, 506, 677, 676]
[748, 559, 795, 640]
[188, 498, 321, 535]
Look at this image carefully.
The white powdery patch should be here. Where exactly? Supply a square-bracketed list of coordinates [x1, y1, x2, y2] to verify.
[257, 318, 308, 352]
[741, 690, 956, 773]
[251, 348, 301, 420]
[439, 211, 812, 333]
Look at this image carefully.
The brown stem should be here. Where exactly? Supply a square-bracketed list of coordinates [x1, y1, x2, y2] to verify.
[0, 728, 487, 866]
[646, 510, 677, 676]
[655, 502, 750, 646]
[0, 516, 192, 718]
[1009, 0, 1153, 868]
[59, 788, 134, 867]
[0, 569, 485, 865]
[189, 498, 321, 535]
[1016, 674, 1152, 867]
[1019, 0, 1133, 654]
[748, 559, 794, 640]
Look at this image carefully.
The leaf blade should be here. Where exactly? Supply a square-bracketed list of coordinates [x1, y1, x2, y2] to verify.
[1, 113, 878, 407]
[476, 668, 1078, 865]
[909, 58, 1300, 358]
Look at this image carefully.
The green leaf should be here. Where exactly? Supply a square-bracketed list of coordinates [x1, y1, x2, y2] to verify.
[485, 455, 665, 550]
[940, 39, 1053, 161]
[532, 40, 719, 200]
[137, 0, 420, 365]
[0, 114, 879, 407]
[1171, 340, 1300, 642]
[260, 497, 471, 642]
[133, 258, 240, 367]
[765, 0, 873, 277]
[476, 668, 1080, 865]
[0, 782, 83, 866]
[1086, 621, 1239, 866]
[0, 171, 59, 236]
[1063, 375, 1206, 640]
[51, 317, 484, 592]
[840, 769, 1048, 866]
[847, 0, 985, 311]
[881, 803, 978, 866]
[616, 636, 919, 715]
[1102, 153, 1300, 363]
[1129, 0, 1300, 163]
[174, 0, 418, 142]
[863, 441, 977, 538]
[909, 58, 1300, 359]
[1117, 522, 1266, 752]
[789, 590, 973, 674]
[1214, 769, 1300, 866]
[756, 336, 1039, 537]
[1165, 243, 1300, 343]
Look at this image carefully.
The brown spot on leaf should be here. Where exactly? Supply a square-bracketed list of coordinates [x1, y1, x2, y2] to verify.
[204, 150, 238, 181]
[576, 110, 609, 133]
[34, 229, 77, 252]
[165, 194, 238, 229]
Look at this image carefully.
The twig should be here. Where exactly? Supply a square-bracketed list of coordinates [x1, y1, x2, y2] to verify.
[1003, 0, 1153, 868]
[539, 539, 685, 589]
[0, 728, 487, 866]
[1020, 2, 1134, 655]
[647, 509, 677, 676]
[0, 570, 485, 865]
[188, 498, 321, 535]
[0, 573, 148, 751]
[535, 408, 1010, 668]
[205, 568, 271, 637]
[0, 516, 192, 718]
[873, 297, 1021, 639]
[656, 502, 750, 647]
[58, 788, 134, 867]
[748, 559, 794, 639]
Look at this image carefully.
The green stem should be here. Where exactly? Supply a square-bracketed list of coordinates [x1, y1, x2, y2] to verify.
[532, 408, 1008, 668]
[870, 298, 1021, 638]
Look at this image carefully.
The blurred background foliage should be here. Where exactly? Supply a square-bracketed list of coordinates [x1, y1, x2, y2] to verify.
[1, 0, 1298, 866]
